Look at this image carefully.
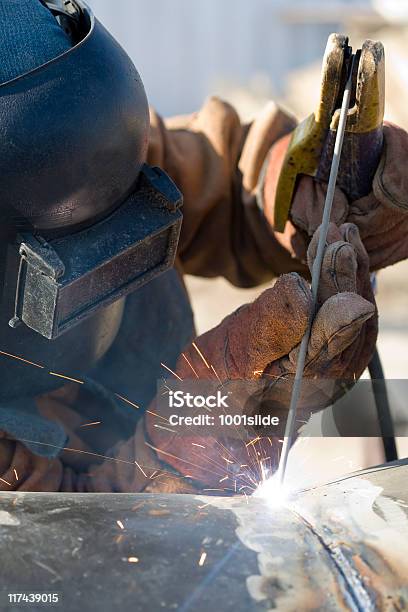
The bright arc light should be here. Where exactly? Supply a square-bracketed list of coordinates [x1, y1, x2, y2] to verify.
[253, 473, 290, 508]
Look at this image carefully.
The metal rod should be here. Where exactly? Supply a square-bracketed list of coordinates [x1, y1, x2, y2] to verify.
[278, 60, 354, 486]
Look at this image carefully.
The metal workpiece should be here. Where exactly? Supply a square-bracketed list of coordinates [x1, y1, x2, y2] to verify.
[1, 460, 407, 611]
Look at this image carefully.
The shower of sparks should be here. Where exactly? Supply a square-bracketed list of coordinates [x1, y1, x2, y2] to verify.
[0, 348, 299, 498]
[160, 362, 183, 381]
[49, 372, 84, 385]
[198, 552, 207, 567]
[116, 520, 125, 530]
[192, 342, 210, 369]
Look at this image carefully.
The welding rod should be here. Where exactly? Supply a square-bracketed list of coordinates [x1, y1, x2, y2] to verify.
[278, 60, 354, 486]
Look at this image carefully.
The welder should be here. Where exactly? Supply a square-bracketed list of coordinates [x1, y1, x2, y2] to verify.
[1, 0, 408, 493]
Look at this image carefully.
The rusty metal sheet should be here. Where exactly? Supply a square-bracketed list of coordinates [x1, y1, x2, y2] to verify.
[0, 459, 407, 611]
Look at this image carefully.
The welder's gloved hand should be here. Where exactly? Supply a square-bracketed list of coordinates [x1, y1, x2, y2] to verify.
[263, 122, 408, 272]
[90, 222, 375, 494]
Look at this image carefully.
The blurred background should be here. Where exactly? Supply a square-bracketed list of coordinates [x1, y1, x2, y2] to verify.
[89, 0, 408, 486]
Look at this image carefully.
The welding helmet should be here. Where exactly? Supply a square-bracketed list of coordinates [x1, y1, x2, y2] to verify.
[0, 0, 182, 401]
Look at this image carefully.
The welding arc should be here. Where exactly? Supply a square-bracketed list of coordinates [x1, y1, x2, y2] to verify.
[278, 58, 355, 487]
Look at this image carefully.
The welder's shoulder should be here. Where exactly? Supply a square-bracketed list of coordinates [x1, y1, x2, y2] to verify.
[148, 97, 243, 171]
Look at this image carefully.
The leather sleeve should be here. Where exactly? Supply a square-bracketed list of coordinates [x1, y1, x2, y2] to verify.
[147, 97, 304, 287]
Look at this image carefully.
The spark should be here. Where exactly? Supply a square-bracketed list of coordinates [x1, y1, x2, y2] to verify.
[210, 365, 222, 384]
[246, 437, 261, 448]
[115, 394, 140, 410]
[0, 477, 12, 487]
[198, 552, 207, 567]
[116, 520, 125, 530]
[0, 350, 44, 369]
[134, 461, 148, 478]
[181, 353, 199, 378]
[151, 472, 168, 481]
[192, 342, 210, 369]
[160, 362, 183, 381]
[198, 503, 210, 510]
[192, 443, 206, 449]
[153, 424, 177, 434]
[13, 469, 19, 481]
[146, 410, 170, 423]
[79, 421, 101, 428]
[128, 557, 139, 564]
[219, 476, 228, 483]
[49, 372, 84, 385]
[243, 492, 249, 504]
[222, 457, 234, 465]
[202, 488, 225, 493]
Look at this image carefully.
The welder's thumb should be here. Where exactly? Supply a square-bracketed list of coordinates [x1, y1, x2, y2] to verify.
[303, 293, 375, 371]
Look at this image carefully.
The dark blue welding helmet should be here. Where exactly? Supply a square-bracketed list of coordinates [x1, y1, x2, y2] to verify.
[0, 0, 182, 400]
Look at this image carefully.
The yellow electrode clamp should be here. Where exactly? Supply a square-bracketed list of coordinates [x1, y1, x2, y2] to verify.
[273, 34, 385, 232]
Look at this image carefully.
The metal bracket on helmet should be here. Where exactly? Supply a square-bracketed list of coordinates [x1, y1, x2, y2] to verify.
[40, 0, 84, 42]
[41, 0, 82, 20]
[9, 165, 183, 340]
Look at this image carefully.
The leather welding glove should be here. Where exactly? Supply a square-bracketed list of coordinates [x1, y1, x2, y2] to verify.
[262, 122, 408, 272]
[79, 224, 377, 493]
